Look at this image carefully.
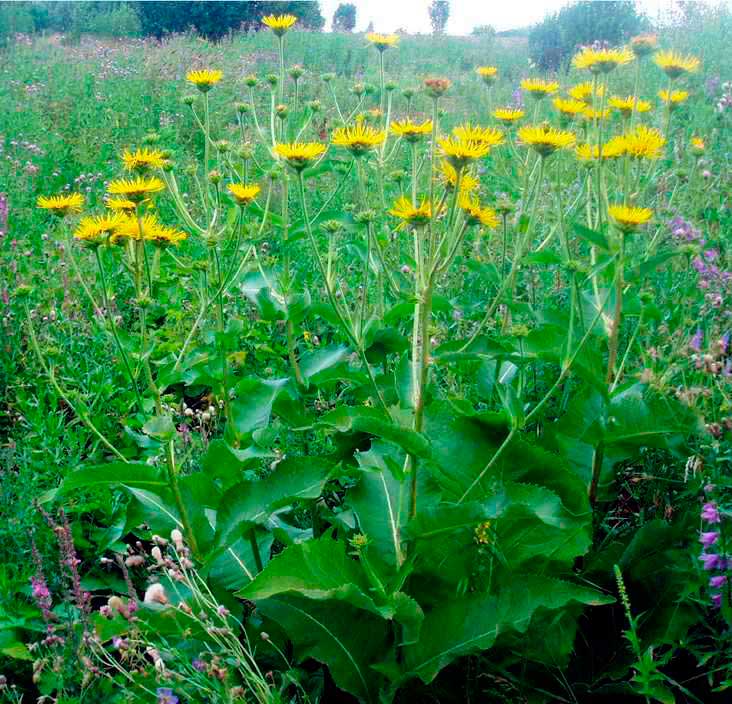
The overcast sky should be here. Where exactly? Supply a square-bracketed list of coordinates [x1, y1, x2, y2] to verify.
[317, 0, 722, 34]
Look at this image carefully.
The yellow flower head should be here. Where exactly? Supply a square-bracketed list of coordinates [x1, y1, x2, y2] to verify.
[37, 192, 85, 217]
[575, 140, 625, 163]
[630, 34, 658, 57]
[437, 160, 480, 192]
[452, 123, 504, 147]
[517, 125, 576, 157]
[521, 78, 560, 98]
[227, 183, 261, 206]
[122, 147, 168, 172]
[608, 95, 652, 117]
[112, 213, 186, 246]
[73, 213, 124, 244]
[438, 136, 491, 169]
[572, 46, 634, 74]
[553, 97, 587, 118]
[690, 136, 705, 154]
[389, 196, 434, 227]
[331, 122, 386, 155]
[107, 176, 165, 203]
[492, 107, 524, 125]
[186, 69, 223, 92]
[274, 142, 327, 170]
[366, 32, 399, 51]
[654, 50, 700, 79]
[476, 66, 498, 84]
[659, 88, 689, 109]
[458, 194, 499, 228]
[391, 118, 433, 143]
[581, 106, 611, 122]
[262, 14, 298, 36]
[622, 125, 666, 159]
[568, 81, 605, 103]
[608, 204, 653, 232]
[106, 196, 137, 212]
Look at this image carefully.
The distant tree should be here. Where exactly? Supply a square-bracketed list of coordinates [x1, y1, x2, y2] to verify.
[332, 2, 356, 32]
[365, 20, 374, 33]
[471, 24, 496, 37]
[529, 0, 648, 71]
[428, 0, 449, 34]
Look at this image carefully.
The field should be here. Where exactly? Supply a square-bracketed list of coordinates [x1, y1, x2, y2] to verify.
[1, 6, 732, 703]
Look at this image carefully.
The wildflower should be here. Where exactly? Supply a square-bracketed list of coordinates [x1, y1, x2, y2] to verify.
[517, 125, 575, 157]
[630, 34, 658, 57]
[701, 501, 722, 523]
[581, 106, 610, 122]
[572, 46, 634, 73]
[492, 107, 524, 125]
[186, 69, 223, 92]
[389, 196, 434, 227]
[690, 328, 703, 351]
[459, 194, 499, 228]
[659, 89, 689, 109]
[553, 97, 587, 118]
[699, 552, 721, 570]
[122, 147, 168, 172]
[366, 32, 399, 51]
[568, 82, 605, 103]
[622, 125, 666, 159]
[438, 137, 491, 170]
[700, 531, 719, 548]
[608, 204, 653, 232]
[452, 123, 504, 147]
[112, 214, 186, 246]
[690, 136, 705, 154]
[437, 160, 479, 192]
[391, 118, 433, 143]
[575, 141, 625, 162]
[106, 196, 136, 212]
[262, 14, 298, 36]
[476, 66, 498, 84]
[474, 521, 492, 544]
[107, 176, 165, 203]
[144, 583, 169, 605]
[654, 50, 700, 79]
[273, 142, 326, 170]
[608, 95, 652, 117]
[521, 78, 560, 99]
[710, 575, 727, 588]
[423, 77, 451, 98]
[73, 213, 125, 245]
[156, 688, 179, 704]
[37, 193, 84, 217]
[331, 122, 386, 156]
[227, 183, 261, 206]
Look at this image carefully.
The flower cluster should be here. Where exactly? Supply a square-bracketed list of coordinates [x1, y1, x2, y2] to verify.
[699, 486, 730, 609]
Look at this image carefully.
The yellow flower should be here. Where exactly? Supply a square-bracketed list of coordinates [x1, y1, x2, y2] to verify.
[186, 69, 223, 92]
[459, 194, 499, 228]
[575, 141, 625, 163]
[630, 34, 658, 57]
[391, 118, 433, 143]
[107, 176, 165, 202]
[37, 192, 85, 217]
[227, 183, 261, 206]
[517, 125, 576, 157]
[106, 197, 137, 212]
[622, 126, 666, 159]
[553, 97, 587, 118]
[492, 107, 524, 125]
[366, 32, 399, 51]
[112, 213, 186, 246]
[389, 196, 433, 227]
[659, 88, 689, 109]
[476, 66, 498, 84]
[73, 213, 124, 244]
[608, 204, 653, 231]
[274, 142, 327, 170]
[568, 81, 605, 103]
[331, 122, 386, 155]
[654, 50, 700, 79]
[262, 14, 298, 36]
[437, 160, 479, 192]
[122, 147, 168, 172]
[690, 136, 705, 154]
[572, 46, 634, 74]
[521, 78, 560, 98]
[581, 106, 610, 122]
[438, 137, 491, 170]
[608, 95, 652, 117]
[452, 123, 504, 147]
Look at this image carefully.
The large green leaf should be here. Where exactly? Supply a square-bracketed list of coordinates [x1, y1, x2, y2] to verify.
[229, 376, 288, 443]
[299, 344, 350, 384]
[404, 575, 613, 683]
[50, 463, 167, 499]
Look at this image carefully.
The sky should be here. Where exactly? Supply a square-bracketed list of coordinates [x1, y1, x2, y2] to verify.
[317, 0, 720, 34]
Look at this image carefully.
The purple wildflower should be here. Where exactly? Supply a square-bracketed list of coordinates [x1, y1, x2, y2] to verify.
[712, 592, 722, 608]
[709, 575, 727, 589]
[700, 531, 719, 548]
[701, 502, 721, 523]
[690, 328, 703, 351]
[156, 688, 179, 704]
[700, 552, 721, 570]
[192, 658, 206, 672]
